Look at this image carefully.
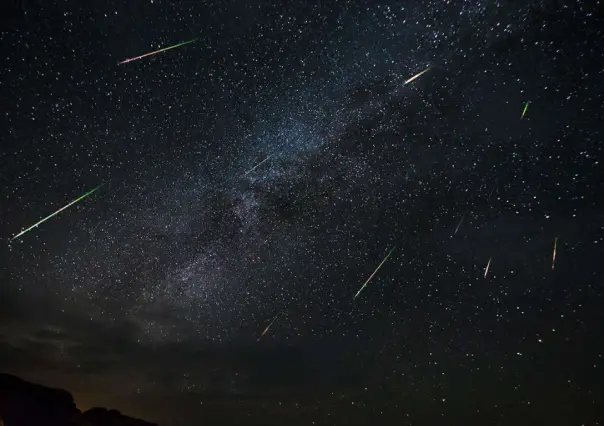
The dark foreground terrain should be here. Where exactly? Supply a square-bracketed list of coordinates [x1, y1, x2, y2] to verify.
[0, 374, 156, 426]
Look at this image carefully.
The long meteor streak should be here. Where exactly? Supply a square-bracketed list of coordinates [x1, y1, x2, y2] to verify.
[454, 213, 466, 236]
[521, 101, 530, 119]
[257, 317, 277, 342]
[354, 247, 395, 299]
[484, 257, 492, 279]
[552, 237, 558, 270]
[11, 185, 102, 241]
[119, 39, 197, 65]
[244, 154, 273, 176]
[404, 67, 430, 85]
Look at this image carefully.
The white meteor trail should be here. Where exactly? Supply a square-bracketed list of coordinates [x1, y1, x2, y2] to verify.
[257, 317, 277, 341]
[354, 247, 396, 299]
[484, 257, 492, 278]
[404, 67, 430, 85]
[10, 185, 102, 241]
[244, 154, 273, 176]
[454, 213, 466, 236]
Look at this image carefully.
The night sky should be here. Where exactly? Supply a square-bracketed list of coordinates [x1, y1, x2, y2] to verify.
[1, 1, 603, 425]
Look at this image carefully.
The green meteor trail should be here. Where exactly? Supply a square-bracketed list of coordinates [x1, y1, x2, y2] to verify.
[521, 101, 530, 119]
[10, 185, 102, 241]
[354, 247, 396, 299]
[119, 39, 197, 65]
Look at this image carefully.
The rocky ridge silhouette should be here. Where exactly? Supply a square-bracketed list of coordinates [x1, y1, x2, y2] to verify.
[0, 373, 157, 426]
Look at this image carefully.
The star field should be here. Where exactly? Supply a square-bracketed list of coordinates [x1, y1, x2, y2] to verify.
[1, 1, 603, 425]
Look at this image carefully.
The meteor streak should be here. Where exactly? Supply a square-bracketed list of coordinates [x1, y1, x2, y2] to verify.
[244, 154, 273, 176]
[119, 39, 197, 65]
[454, 213, 466, 236]
[354, 247, 395, 299]
[484, 257, 492, 279]
[10, 185, 102, 241]
[521, 101, 530, 119]
[404, 67, 430, 85]
[257, 317, 277, 342]
[552, 237, 558, 270]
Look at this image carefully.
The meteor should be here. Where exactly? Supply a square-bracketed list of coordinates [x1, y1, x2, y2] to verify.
[487, 188, 495, 201]
[552, 237, 558, 270]
[10, 185, 102, 241]
[404, 67, 430, 85]
[484, 257, 492, 279]
[454, 213, 466, 236]
[354, 247, 395, 299]
[521, 101, 530, 119]
[244, 154, 273, 176]
[257, 317, 277, 342]
[119, 39, 197, 65]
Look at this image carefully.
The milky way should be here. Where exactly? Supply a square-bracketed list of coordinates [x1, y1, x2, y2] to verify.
[1, 1, 603, 425]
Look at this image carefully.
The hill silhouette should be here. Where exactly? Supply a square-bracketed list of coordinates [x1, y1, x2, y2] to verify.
[0, 373, 157, 426]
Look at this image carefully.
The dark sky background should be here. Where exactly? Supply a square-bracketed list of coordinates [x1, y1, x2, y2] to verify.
[1, 0, 603, 425]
